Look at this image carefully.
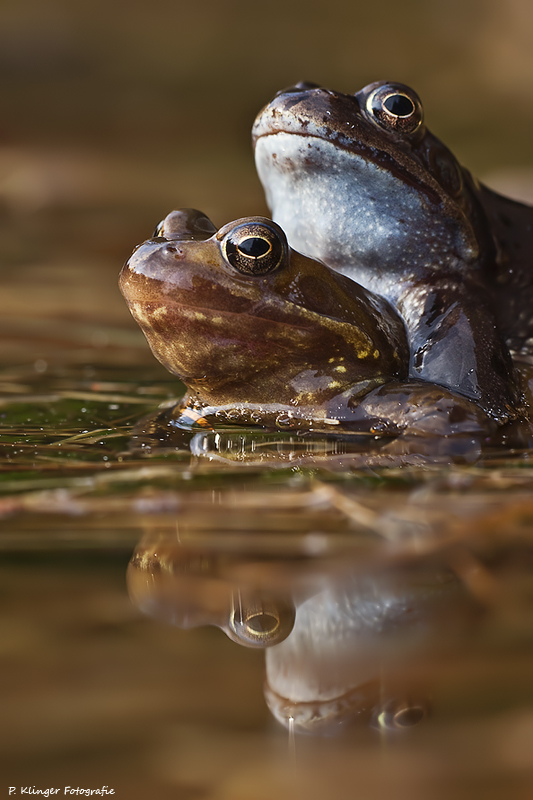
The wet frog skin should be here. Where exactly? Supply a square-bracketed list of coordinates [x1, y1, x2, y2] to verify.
[253, 81, 533, 423]
[120, 209, 493, 439]
[120, 209, 406, 425]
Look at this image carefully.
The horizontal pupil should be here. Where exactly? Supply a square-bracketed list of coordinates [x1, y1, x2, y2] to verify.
[384, 94, 414, 117]
[238, 237, 271, 258]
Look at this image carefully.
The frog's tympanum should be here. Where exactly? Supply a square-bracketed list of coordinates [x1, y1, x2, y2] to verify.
[120, 209, 493, 439]
[253, 81, 533, 423]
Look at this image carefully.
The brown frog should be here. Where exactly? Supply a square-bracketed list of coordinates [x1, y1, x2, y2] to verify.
[120, 209, 493, 440]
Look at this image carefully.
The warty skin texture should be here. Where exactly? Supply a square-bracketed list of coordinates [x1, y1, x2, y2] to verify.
[120, 209, 495, 441]
[253, 81, 533, 423]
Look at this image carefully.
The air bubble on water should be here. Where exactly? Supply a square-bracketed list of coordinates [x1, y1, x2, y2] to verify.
[276, 414, 293, 427]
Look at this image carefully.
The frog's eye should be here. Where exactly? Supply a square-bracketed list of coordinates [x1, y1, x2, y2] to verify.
[365, 83, 424, 135]
[222, 222, 288, 276]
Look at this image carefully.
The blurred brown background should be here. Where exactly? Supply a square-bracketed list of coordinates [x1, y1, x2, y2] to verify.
[1, 0, 532, 367]
[1, 0, 533, 365]
[2, 0, 533, 226]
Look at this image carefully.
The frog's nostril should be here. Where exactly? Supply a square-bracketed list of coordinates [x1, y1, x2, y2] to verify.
[164, 244, 184, 258]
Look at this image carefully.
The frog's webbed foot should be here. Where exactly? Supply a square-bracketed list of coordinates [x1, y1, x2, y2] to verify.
[351, 380, 494, 438]
[348, 379, 532, 457]
[127, 403, 197, 455]
[398, 280, 522, 424]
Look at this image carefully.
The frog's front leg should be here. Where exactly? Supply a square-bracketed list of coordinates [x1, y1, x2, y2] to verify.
[398, 279, 522, 423]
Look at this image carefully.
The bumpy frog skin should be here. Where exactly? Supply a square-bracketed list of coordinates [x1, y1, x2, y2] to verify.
[253, 81, 533, 423]
[120, 209, 493, 438]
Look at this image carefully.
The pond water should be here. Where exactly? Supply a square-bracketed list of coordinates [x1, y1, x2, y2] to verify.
[1, 353, 533, 798]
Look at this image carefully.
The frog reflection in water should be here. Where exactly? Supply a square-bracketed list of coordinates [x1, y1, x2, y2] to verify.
[253, 81, 533, 423]
[127, 530, 481, 734]
[120, 208, 494, 440]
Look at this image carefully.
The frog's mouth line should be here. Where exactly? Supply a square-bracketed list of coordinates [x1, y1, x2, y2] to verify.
[151, 298, 335, 332]
[148, 298, 376, 356]
[263, 677, 381, 733]
[146, 299, 317, 343]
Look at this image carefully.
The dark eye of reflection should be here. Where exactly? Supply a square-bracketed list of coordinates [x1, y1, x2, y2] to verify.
[228, 592, 296, 647]
[374, 699, 429, 730]
[245, 611, 280, 635]
[238, 237, 272, 258]
[384, 94, 415, 117]
[393, 705, 426, 727]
